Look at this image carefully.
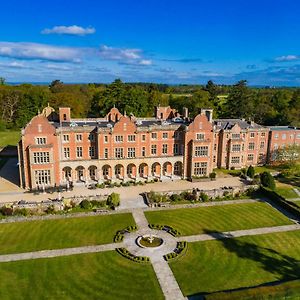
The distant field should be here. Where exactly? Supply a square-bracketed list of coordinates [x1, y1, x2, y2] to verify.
[0, 131, 20, 147]
[145, 202, 292, 236]
[275, 186, 299, 199]
[0, 251, 163, 300]
[0, 213, 135, 254]
[169, 230, 300, 296]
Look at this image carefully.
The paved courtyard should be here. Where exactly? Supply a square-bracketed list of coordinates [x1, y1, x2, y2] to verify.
[0, 158, 243, 207]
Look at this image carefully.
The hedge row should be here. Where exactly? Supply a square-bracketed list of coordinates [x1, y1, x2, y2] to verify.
[116, 248, 150, 263]
[148, 223, 181, 236]
[114, 225, 138, 243]
[164, 241, 188, 261]
[260, 186, 300, 219]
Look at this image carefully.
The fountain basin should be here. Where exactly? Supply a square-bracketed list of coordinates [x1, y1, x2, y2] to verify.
[136, 235, 164, 248]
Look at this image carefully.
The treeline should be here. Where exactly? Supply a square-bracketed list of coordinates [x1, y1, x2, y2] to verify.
[0, 78, 299, 130]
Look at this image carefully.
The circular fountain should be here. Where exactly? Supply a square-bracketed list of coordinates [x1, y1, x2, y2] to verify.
[136, 234, 164, 248]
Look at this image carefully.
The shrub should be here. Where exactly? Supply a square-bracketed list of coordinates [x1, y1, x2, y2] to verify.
[246, 165, 255, 178]
[106, 192, 120, 208]
[0, 206, 13, 216]
[80, 199, 91, 209]
[209, 172, 217, 179]
[260, 171, 276, 190]
[199, 192, 209, 202]
[45, 205, 55, 214]
[13, 208, 29, 216]
[116, 248, 150, 263]
[96, 183, 105, 188]
[170, 194, 182, 202]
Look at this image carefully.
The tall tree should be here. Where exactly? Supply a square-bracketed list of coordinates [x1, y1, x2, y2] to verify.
[223, 80, 254, 119]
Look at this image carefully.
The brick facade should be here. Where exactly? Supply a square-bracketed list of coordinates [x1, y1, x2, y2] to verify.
[18, 105, 300, 190]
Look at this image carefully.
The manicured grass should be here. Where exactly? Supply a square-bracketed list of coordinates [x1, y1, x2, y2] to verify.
[254, 166, 278, 174]
[275, 187, 299, 199]
[169, 230, 300, 297]
[0, 131, 20, 147]
[145, 203, 292, 236]
[0, 251, 164, 300]
[0, 213, 135, 254]
[205, 279, 300, 300]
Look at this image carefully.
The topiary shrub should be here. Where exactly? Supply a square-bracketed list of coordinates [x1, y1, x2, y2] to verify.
[260, 171, 276, 190]
[247, 165, 255, 178]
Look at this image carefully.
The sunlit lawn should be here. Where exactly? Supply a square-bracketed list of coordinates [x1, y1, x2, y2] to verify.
[145, 202, 292, 236]
[0, 251, 163, 300]
[170, 230, 300, 296]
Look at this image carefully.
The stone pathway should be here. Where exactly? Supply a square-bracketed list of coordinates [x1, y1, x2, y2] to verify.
[0, 243, 123, 263]
[132, 208, 149, 229]
[152, 258, 185, 300]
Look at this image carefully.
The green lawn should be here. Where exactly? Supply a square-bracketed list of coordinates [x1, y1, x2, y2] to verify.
[275, 187, 299, 199]
[0, 250, 164, 300]
[169, 230, 300, 297]
[0, 213, 135, 254]
[0, 131, 20, 147]
[145, 203, 292, 236]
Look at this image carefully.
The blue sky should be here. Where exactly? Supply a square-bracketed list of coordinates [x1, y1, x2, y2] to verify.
[1, 0, 300, 85]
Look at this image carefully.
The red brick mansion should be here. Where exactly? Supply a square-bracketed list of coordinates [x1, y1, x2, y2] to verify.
[18, 105, 300, 190]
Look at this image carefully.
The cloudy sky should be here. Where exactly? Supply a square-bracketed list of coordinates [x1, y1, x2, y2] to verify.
[1, 0, 300, 85]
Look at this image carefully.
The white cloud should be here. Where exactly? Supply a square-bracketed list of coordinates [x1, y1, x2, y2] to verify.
[0, 61, 26, 68]
[42, 25, 95, 36]
[99, 45, 152, 66]
[139, 59, 152, 66]
[274, 55, 300, 62]
[0, 42, 83, 62]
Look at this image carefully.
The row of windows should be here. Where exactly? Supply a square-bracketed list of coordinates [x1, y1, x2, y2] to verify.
[230, 153, 265, 164]
[227, 132, 266, 139]
[61, 132, 182, 144]
[63, 144, 182, 159]
[274, 133, 300, 140]
[33, 152, 50, 164]
[231, 141, 265, 152]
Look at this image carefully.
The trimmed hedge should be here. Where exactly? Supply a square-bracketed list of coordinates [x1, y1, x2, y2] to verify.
[116, 248, 150, 263]
[260, 186, 300, 219]
[114, 225, 138, 243]
[164, 241, 188, 261]
[148, 224, 181, 236]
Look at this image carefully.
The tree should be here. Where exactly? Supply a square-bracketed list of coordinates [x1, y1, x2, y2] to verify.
[260, 172, 276, 190]
[49, 80, 64, 93]
[106, 192, 120, 208]
[223, 80, 254, 119]
[246, 165, 255, 178]
[275, 144, 300, 166]
[0, 77, 6, 85]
